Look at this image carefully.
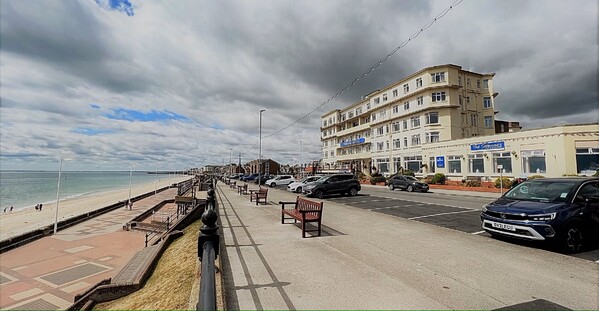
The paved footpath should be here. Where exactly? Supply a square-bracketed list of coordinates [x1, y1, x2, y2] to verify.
[217, 183, 598, 310]
[0, 188, 179, 310]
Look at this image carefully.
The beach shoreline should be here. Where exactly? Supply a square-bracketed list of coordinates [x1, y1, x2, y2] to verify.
[0, 176, 191, 241]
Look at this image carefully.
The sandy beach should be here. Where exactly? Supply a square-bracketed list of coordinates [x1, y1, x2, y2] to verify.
[0, 176, 191, 241]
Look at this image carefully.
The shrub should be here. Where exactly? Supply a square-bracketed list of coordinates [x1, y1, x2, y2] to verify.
[528, 175, 545, 180]
[594, 171, 599, 177]
[431, 173, 447, 185]
[562, 173, 579, 177]
[370, 176, 386, 185]
[371, 172, 382, 178]
[466, 180, 482, 187]
[494, 177, 512, 188]
[403, 170, 415, 177]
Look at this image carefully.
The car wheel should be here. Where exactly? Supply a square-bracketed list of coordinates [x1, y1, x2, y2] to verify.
[316, 190, 324, 199]
[407, 185, 414, 192]
[296, 187, 302, 193]
[270, 182, 276, 187]
[349, 187, 358, 196]
[559, 222, 585, 253]
[389, 184, 395, 190]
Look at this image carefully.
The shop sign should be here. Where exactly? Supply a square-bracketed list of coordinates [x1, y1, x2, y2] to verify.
[435, 156, 445, 168]
[340, 137, 366, 147]
[470, 141, 505, 152]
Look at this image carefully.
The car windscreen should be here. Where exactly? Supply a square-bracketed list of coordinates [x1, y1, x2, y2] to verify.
[406, 176, 418, 181]
[504, 180, 577, 203]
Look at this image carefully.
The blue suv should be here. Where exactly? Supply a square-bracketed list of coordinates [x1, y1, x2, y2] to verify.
[480, 177, 599, 253]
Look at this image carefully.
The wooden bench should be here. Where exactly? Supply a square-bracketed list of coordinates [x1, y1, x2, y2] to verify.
[249, 188, 268, 205]
[279, 196, 324, 238]
[229, 181, 237, 189]
[237, 184, 248, 195]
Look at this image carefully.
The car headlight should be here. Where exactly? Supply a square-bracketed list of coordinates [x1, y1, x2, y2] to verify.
[528, 213, 556, 221]
[305, 185, 314, 190]
[482, 205, 488, 212]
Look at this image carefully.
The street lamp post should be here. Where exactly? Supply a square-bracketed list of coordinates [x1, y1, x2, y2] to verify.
[128, 165, 133, 209]
[299, 140, 303, 178]
[258, 109, 266, 187]
[53, 157, 63, 234]
[229, 148, 232, 176]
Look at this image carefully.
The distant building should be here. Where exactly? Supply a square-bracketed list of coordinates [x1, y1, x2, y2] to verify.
[246, 159, 280, 175]
[495, 120, 522, 133]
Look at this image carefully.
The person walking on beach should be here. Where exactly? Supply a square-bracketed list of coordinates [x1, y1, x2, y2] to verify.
[39, 203, 43, 211]
[3, 207, 6, 213]
[9, 206, 13, 212]
[129, 201, 133, 210]
[35, 204, 39, 211]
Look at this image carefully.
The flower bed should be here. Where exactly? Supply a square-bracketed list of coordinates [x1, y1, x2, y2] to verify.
[427, 184, 502, 193]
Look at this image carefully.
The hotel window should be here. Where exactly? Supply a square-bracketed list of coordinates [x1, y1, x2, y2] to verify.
[356, 107, 362, 115]
[458, 76, 462, 86]
[393, 138, 401, 149]
[331, 150, 335, 157]
[417, 96, 423, 106]
[576, 147, 599, 173]
[416, 78, 422, 88]
[483, 97, 492, 108]
[364, 115, 371, 123]
[404, 102, 410, 110]
[403, 137, 408, 147]
[374, 97, 380, 105]
[392, 122, 401, 132]
[429, 158, 436, 173]
[459, 95, 463, 108]
[323, 120, 327, 127]
[411, 134, 421, 146]
[324, 141, 328, 147]
[377, 142, 384, 151]
[467, 78, 471, 86]
[341, 113, 346, 121]
[483, 79, 489, 89]
[353, 121, 359, 127]
[386, 141, 390, 150]
[392, 105, 399, 114]
[522, 150, 546, 174]
[367, 103, 371, 110]
[477, 80, 481, 88]
[392, 89, 398, 97]
[468, 154, 485, 174]
[447, 155, 461, 174]
[493, 152, 512, 174]
[425, 132, 440, 143]
[432, 92, 446, 102]
[379, 110, 386, 119]
[348, 111, 354, 118]
[470, 114, 478, 126]
[404, 84, 409, 93]
[425, 112, 439, 124]
[371, 113, 377, 121]
[466, 96, 470, 104]
[376, 158, 390, 173]
[403, 156, 423, 173]
[382, 93, 388, 101]
[324, 151, 328, 158]
[484, 116, 493, 128]
[377, 126, 384, 135]
[402, 120, 408, 130]
[411, 116, 421, 128]
[431, 72, 445, 83]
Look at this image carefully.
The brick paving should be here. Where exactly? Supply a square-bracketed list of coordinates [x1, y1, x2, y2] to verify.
[0, 188, 179, 310]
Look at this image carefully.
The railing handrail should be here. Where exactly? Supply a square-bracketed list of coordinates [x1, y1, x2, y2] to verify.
[197, 178, 219, 310]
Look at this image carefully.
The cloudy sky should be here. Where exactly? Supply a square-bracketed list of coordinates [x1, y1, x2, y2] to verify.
[1, 0, 597, 171]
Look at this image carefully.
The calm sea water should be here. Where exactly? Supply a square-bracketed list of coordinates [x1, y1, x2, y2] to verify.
[0, 171, 178, 211]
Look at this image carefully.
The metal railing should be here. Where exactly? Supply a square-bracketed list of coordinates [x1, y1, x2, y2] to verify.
[197, 179, 219, 310]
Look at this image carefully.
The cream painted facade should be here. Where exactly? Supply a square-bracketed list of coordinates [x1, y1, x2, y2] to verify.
[421, 123, 599, 180]
[320, 64, 498, 175]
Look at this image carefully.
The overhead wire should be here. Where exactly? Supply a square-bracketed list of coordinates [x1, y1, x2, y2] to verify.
[240, 0, 463, 158]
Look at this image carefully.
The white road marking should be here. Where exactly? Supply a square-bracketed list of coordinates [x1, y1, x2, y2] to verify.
[408, 210, 478, 220]
[471, 231, 486, 235]
[376, 195, 478, 211]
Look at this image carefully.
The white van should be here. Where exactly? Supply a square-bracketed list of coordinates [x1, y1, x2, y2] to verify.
[265, 175, 295, 187]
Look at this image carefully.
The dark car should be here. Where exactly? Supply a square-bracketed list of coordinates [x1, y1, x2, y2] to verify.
[254, 174, 272, 184]
[387, 175, 429, 192]
[303, 174, 361, 199]
[241, 173, 259, 182]
[480, 177, 599, 253]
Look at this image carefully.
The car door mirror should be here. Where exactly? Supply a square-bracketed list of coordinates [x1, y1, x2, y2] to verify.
[584, 195, 599, 204]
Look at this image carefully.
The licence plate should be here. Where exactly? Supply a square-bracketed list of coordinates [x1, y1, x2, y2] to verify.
[492, 222, 515, 231]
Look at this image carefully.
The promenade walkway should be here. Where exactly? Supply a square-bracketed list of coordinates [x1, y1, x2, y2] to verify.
[216, 183, 598, 310]
[0, 188, 179, 310]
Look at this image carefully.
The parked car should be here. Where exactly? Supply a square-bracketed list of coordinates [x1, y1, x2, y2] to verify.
[241, 173, 260, 182]
[253, 174, 272, 184]
[265, 175, 295, 187]
[229, 173, 244, 179]
[387, 175, 429, 192]
[287, 175, 322, 193]
[480, 177, 599, 253]
[304, 174, 361, 199]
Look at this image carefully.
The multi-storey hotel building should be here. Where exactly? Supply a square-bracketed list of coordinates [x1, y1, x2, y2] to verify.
[321, 64, 498, 175]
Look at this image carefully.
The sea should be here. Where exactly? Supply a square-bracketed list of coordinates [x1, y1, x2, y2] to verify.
[0, 171, 179, 212]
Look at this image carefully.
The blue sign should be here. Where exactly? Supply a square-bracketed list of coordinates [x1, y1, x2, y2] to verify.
[470, 141, 505, 152]
[340, 137, 366, 147]
[435, 156, 445, 168]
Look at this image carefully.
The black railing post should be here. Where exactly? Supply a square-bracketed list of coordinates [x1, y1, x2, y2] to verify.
[197, 182, 219, 311]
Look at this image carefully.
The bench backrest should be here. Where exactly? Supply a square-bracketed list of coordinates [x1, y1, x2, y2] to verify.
[296, 196, 323, 212]
[258, 188, 268, 194]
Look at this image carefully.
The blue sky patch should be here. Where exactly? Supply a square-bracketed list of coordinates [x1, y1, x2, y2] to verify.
[95, 0, 134, 16]
[72, 128, 114, 136]
[104, 108, 190, 122]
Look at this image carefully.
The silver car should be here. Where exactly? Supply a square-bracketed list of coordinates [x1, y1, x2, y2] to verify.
[287, 176, 322, 193]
